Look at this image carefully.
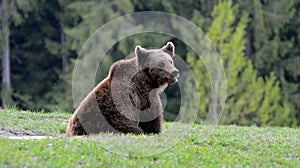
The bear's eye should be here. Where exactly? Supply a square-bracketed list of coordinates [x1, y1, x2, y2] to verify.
[170, 60, 173, 64]
[159, 63, 165, 67]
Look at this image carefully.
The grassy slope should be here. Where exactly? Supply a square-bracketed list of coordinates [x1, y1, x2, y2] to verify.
[0, 109, 299, 167]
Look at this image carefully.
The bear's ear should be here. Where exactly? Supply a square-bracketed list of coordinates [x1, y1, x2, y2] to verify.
[135, 45, 149, 63]
[135, 45, 148, 56]
[161, 42, 175, 56]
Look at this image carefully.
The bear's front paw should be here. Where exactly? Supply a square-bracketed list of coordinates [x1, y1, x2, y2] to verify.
[131, 127, 144, 135]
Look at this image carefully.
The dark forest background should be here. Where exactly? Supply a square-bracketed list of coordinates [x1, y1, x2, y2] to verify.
[0, 0, 299, 127]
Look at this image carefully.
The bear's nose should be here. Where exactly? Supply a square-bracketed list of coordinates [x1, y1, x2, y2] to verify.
[171, 70, 179, 77]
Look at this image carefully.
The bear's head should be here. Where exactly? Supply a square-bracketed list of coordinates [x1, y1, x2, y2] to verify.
[135, 42, 179, 87]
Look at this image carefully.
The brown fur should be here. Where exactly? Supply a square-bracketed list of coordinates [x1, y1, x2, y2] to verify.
[66, 42, 179, 136]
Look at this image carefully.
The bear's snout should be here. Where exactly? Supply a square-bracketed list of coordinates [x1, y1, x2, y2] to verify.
[165, 69, 179, 84]
[171, 70, 179, 78]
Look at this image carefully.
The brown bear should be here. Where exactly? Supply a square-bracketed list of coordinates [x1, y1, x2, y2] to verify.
[66, 42, 179, 136]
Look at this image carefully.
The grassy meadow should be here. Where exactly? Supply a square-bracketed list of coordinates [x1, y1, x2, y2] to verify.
[0, 109, 299, 167]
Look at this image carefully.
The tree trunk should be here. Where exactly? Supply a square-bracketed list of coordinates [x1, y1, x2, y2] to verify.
[61, 26, 69, 73]
[1, 0, 12, 108]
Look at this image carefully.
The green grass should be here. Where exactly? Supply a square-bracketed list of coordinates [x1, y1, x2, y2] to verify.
[0, 109, 299, 167]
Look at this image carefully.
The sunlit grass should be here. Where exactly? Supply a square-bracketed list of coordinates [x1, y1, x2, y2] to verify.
[0, 109, 299, 167]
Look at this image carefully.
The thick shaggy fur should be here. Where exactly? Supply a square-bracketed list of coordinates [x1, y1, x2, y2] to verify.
[66, 42, 178, 136]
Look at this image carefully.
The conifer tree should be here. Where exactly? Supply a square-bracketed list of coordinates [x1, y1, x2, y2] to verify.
[0, 0, 32, 108]
[185, 1, 296, 126]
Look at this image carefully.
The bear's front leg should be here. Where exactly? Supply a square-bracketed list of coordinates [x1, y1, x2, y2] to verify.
[138, 115, 163, 134]
[117, 123, 144, 134]
[104, 112, 144, 135]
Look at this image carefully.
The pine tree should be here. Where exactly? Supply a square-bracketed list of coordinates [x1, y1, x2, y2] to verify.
[185, 1, 296, 126]
[9, 0, 74, 111]
[278, 0, 300, 125]
[237, 0, 299, 125]
[0, 0, 32, 108]
[42, 0, 82, 112]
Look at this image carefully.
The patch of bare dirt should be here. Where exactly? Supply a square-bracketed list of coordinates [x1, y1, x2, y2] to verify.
[0, 130, 36, 136]
[0, 130, 53, 140]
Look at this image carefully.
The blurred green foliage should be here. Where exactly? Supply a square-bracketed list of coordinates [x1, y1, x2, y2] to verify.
[186, 1, 296, 126]
[0, 0, 299, 127]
